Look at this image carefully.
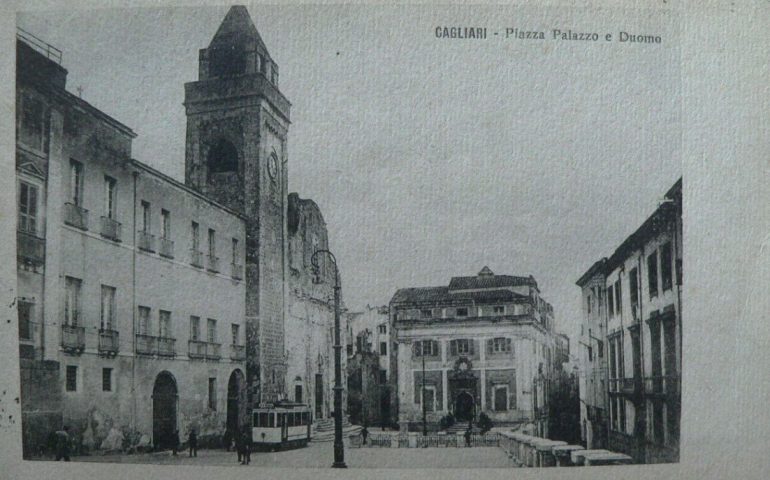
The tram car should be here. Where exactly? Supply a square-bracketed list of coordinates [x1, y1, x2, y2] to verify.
[252, 401, 312, 451]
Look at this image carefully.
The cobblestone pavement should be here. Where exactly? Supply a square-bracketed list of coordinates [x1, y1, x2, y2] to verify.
[50, 442, 515, 468]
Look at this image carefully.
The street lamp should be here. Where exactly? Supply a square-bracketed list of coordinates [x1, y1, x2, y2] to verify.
[312, 249, 346, 468]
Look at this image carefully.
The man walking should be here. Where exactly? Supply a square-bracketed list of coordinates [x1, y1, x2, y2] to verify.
[240, 426, 251, 465]
[188, 429, 198, 457]
[54, 426, 71, 461]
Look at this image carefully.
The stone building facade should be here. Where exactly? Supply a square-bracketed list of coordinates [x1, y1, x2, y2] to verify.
[576, 178, 682, 463]
[390, 267, 563, 435]
[15, 7, 341, 455]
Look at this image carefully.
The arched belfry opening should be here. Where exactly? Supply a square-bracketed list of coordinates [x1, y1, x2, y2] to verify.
[208, 138, 239, 174]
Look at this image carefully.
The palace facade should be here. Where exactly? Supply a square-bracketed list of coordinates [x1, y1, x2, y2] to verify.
[390, 267, 565, 435]
[16, 6, 342, 456]
[576, 178, 682, 463]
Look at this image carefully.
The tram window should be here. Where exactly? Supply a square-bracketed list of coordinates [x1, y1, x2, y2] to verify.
[258, 413, 268, 427]
[268, 413, 275, 428]
[291, 413, 297, 427]
[302, 412, 309, 425]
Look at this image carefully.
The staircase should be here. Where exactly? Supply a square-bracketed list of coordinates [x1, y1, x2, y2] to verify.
[443, 423, 481, 435]
[311, 416, 361, 442]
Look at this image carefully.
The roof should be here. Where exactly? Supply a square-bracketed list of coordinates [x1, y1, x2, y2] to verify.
[448, 274, 537, 291]
[391, 287, 529, 305]
[210, 5, 271, 59]
[575, 258, 607, 287]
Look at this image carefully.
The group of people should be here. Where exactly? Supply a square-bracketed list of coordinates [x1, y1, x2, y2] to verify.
[223, 426, 252, 465]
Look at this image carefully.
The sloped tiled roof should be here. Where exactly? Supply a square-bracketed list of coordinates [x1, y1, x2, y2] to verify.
[391, 287, 529, 305]
[448, 274, 536, 291]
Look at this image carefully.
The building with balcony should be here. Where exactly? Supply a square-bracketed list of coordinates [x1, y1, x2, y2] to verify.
[575, 178, 682, 463]
[15, 6, 344, 457]
[390, 267, 564, 436]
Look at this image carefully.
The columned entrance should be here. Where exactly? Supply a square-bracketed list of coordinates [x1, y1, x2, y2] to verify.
[227, 369, 246, 434]
[152, 371, 178, 450]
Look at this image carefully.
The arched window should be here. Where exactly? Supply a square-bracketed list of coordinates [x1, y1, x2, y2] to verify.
[208, 139, 238, 174]
[209, 44, 246, 77]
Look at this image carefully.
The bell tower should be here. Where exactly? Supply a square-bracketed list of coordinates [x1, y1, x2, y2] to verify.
[184, 5, 291, 405]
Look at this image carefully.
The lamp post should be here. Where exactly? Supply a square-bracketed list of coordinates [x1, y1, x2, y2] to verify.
[312, 249, 346, 468]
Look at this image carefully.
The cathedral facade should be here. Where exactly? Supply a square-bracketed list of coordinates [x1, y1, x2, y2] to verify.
[15, 6, 340, 456]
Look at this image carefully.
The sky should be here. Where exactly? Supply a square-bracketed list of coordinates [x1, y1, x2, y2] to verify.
[18, 4, 681, 341]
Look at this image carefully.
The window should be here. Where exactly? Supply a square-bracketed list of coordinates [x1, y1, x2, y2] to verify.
[491, 337, 512, 354]
[208, 378, 217, 410]
[379, 369, 387, 384]
[159, 310, 171, 338]
[420, 309, 432, 319]
[138, 306, 151, 335]
[231, 324, 240, 345]
[102, 368, 113, 392]
[64, 277, 82, 326]
[614, 279, 622, 315]
[414, 340, 437, 357]
[20, 93, 45, 150]
[588, 346, 593, 362]
[456, 307, 468, 317]
[421, 386, 436, 412]
[494, 386, 508, 411]
[18, 181, 38, 234]
[208, 228, 216, 257]
[378, 324, 386, 334]
[451, 339, 472, 356]
[66, 365, 77, 392]
[207, 318, 217, 343]
[70, 160, 84, 206]
[607, 285, 615, 317]
[190, 316, 200, 341]
[380, 342, 387, 356]
[598, 340, 604, 358]
[18, 300, 32, 340]
[141, 201, 151, 232]
[191, 222, 200, 251]
[295, 384, 303, 403]
[661, 242, 673, 291]
[100, 285, 116, 330]
[629, 267, 639, 308]
[104, 176, 117, 219]
[648, 251, 659, 298]
[161, 209, 171, 239]
[232, 238, 239, 264]
[493, 306, 505, 315]
[587, 293, 592, 314]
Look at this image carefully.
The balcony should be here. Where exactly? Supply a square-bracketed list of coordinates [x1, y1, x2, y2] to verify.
[643, 375, 680, 396]
[61, 324, 85, 353]
[230, 344, 246, 361]
[190, 250, 204, 268]
[231, 262, 243, 280]
[157, 337, 176, 357]
[137, 230, 155, 252]
[135, 334, 157, 355]
[64, 203, 89, 230]
[17, 230, 45, 266]
[100, 216, 122, 242]
[159, 237, 174, 258]
[188, 340, 221, 360]
[98, 329, 119, 356]
[207, 255, 220, 273]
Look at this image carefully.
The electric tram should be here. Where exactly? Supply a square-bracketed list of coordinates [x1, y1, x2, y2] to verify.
[252, 401, 312, 451]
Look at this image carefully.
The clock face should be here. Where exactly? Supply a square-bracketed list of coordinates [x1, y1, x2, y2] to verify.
[268, 152, 278, 181]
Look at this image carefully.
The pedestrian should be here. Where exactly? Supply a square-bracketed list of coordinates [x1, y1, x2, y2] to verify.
[54, 426, 71, 461]
[172, 430, 180, 456]
[361, 425, 368, 445]
[223, 426, 232, 452]
[188, 429, 198, 457]
[240, 426, 251, 465]
[464, 427, 472, 448]
[234, 426, 243, 464]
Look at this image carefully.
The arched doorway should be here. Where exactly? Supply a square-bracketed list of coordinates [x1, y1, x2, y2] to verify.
[454, 392, 475, 422]
[152, 371, 178, 450]
[227, 369, 245, 435]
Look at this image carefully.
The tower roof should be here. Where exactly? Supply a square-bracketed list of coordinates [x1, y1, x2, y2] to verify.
[209, 5, 271, 59]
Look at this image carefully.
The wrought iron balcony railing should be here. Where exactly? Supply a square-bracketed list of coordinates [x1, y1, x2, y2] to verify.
[100, 216, 122, 242]
[231, 262, 243, 280]
[190, 250, 204, 268]
[159, 237, 174, 258]
[643, 374, 680, 396]
[17, 230, 45, 266]
[137, 230, 155, 252]
[188, 339, 207, 359]
[157, 337, 176, 357]
[230, 344, 246, 361]
[98, 328, 119, 356]
[135, 334, 157, 355]
[207, 255, 220, 273]
[206, 342, 221, 360]
[61, 324, 85, 353]
[64, 203, 89, 230]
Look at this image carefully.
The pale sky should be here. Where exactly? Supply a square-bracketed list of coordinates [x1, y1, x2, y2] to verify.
[18, 4, 681, 342]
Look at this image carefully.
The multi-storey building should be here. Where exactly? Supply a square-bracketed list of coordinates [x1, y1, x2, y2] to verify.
[345, 305, 392, 426]
[16, 6, 342, 456]
[390, 267, 562, 435]
[576, 178, 682, 463]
